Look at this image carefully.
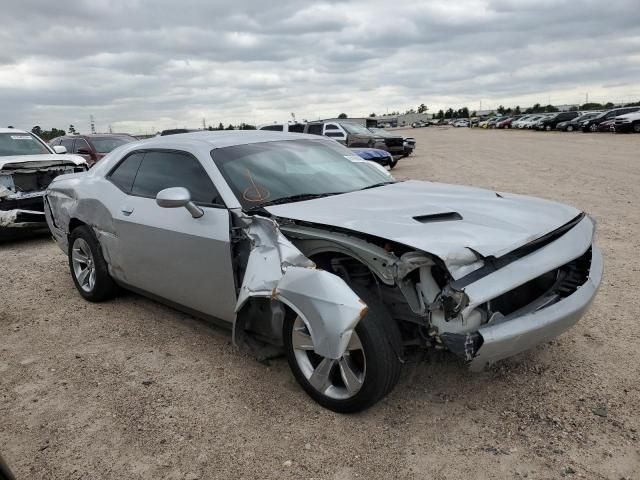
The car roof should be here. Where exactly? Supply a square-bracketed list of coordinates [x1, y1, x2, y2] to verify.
[0, 128, 29, 134]
[137, 130, 323, 149]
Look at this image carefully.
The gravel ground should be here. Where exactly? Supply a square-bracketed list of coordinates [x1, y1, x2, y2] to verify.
[1, 127, 639, 479]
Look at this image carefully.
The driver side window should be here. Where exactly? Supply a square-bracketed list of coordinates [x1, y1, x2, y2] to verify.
[130, 150, 223, 206]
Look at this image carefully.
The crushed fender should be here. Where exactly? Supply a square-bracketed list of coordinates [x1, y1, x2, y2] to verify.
[234, 214, 365, 360]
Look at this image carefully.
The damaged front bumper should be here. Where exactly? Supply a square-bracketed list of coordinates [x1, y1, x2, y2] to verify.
[0, 207, 47, 229]
[465, 245, 603, 371]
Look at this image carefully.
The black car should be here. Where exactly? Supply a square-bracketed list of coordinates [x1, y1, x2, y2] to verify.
[556, 112, 601, 132]
[536, 111, 581, 131]
[580, 107, 640, 132]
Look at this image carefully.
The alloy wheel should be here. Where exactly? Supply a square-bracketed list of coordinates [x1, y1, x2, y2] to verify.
[71, 238, 96, 293]
[291, 316, 366, 400]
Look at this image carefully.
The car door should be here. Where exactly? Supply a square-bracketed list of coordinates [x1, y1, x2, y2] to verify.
[107, 149, 238, 323]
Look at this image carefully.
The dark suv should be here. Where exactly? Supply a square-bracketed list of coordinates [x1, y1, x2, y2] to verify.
[50, 134, 136, 166]
[580, 107, 640, 132]
[535, 111, 581, 131]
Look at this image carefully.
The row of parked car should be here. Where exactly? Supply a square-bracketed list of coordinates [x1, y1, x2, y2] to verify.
[475, 106, 640, 133]
[258, 120, 416, 169]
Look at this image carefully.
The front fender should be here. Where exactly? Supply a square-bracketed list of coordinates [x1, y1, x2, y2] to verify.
[234, 215, 366, 359]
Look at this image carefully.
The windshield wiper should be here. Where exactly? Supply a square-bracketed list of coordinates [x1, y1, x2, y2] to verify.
[246, 192, 344, 212]
[359, 181, 395, 191]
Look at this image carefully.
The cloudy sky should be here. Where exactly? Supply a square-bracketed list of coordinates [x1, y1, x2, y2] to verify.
[2, 0, 639, 134]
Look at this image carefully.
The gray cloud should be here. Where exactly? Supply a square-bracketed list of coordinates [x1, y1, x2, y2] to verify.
[1, 0, 639, 133]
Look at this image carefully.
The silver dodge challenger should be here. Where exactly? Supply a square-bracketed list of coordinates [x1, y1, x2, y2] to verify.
[45, 131, 602, 412]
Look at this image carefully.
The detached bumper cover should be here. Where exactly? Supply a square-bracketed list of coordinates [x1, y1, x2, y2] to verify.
[469, 245, 603, 371]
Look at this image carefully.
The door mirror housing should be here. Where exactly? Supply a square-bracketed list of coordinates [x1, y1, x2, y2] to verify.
[53, 145, 67, 154]
[156, 187, 203, 218]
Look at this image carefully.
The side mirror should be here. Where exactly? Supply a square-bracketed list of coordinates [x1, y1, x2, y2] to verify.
[53, 145, 67, 154]
[156, 187, 203, 218]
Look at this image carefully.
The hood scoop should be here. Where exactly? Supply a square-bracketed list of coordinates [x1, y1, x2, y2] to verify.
[413, 212, 462, 223]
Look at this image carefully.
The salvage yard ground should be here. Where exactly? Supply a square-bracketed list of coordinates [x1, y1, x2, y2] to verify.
[1, 127, 639, 479]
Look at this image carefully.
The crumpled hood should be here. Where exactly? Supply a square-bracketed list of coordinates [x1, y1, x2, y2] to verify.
[266, 180, 581, 270]
[0, 154, 86, 170]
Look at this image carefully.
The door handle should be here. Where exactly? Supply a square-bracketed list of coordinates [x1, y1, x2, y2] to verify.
[121, 206, 134, 216]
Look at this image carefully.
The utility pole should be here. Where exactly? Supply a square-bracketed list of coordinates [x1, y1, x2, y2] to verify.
[90, 115, 96, 134]
[202, 117, 206, 130]
[108, 125, 113, 134]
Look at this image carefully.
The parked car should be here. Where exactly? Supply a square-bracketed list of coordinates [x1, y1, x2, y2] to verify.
[495, 117, 514, 129]
[411, 121, 428, 128]
[349, 147, 395, 168]
[0, 128, 87, 234]
[300, 121, 399, 156]
[511, 115, 536, 128]
[453, 119, 470, 127]
[613, 111, 640, 133]
[580, 107, 640, 132]
[368, 127, 414, 159]
[519, 115, 547, 129]
[535, 112, 581, 131]
[403, 137, 416, 156]
[555, 112, 601, 132]
[258, 122, 306, 133]
[596, 119, 616, 132]
[45, 130, 602, 412]
[50, 134, 137, 166]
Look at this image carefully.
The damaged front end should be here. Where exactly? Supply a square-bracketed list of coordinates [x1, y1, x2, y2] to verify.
[232, 213, 368, 360]
[0, 160, 85, 231]
[271, 213, 602, 370]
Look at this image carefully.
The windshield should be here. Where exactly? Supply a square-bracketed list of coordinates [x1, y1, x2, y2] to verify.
[0, 132, 50, 156]
[211, 139, 394, 210]
[341, 122, 372, 135]
[91, 136, 134, 153]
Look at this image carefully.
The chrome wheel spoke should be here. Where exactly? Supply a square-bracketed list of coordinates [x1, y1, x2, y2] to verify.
[308, 358, 336, 394]
[291, 326, 314, 351]
[346, 332, 363, 351]
[72, 249, 89, 264]
[339, 356, 364, 395]
[77, 267, 90, 287]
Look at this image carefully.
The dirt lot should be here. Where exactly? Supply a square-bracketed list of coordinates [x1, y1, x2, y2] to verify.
[1, 128, 639, 479]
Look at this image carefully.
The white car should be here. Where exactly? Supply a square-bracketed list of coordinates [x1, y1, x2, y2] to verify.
[0, 128, 87, 233]
[453, 120, 470, 128]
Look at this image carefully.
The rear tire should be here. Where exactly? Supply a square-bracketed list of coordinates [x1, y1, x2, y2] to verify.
[567, 125, 574, 132]
[284, 283, 402, 413]
[68, 225, 118, 302]
[633, 123, 640, 133]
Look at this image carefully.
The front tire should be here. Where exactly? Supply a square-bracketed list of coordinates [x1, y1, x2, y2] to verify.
[284, 286, 402, 413]
[68, 225, 118, 302]
[567, 125, 574, 132]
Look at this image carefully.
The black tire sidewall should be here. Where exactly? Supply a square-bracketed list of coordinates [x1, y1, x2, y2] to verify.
[283, 284, 402, 413]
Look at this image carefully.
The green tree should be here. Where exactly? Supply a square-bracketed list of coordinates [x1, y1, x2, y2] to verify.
[31, 126, 42, 136]
[369, 113, 376, 117]
[437, 109, 444, 119]
[514, 105, 521, 115]
[417, 104, 428, 114]
[217, 122, 224, 130]
[68, 124, 76, 134]
[225, 124, 235, 130]
[239, 123, 256, 130]
[445, 108, 454, 119]
[544, 104, 559, 113]
[337, 113, 348, 119]
[497, 105, 505, 115]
